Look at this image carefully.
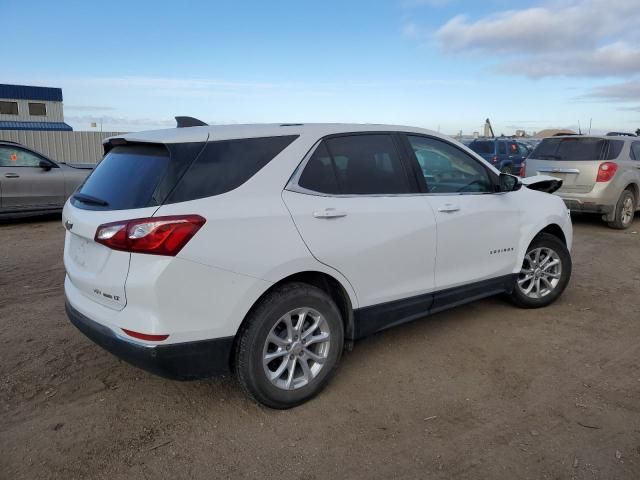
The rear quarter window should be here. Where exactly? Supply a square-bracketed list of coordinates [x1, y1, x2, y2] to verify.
[166, 135, 298, 203]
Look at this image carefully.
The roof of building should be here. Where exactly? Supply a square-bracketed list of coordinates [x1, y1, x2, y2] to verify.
[108, 123, 439, 144]
[0, 84, 63, 102]
[0, 121, 72, 131]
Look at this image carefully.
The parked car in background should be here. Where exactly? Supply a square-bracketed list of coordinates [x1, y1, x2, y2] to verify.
[63, 122, 572, 408]
[468, 138, 530, 175]
[525, 135, 640, 229]
[0, 141, 93, 219]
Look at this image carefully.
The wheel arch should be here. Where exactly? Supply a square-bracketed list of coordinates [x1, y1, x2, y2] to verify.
[624, 182, 639, 204]
[537, 223, 566, 245]
[231, 270, 356, 368]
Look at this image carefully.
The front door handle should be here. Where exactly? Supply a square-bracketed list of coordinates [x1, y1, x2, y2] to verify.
[438, 204, 460, 213]
[4, 173, 19, 178]
[313, 208, 347, 219]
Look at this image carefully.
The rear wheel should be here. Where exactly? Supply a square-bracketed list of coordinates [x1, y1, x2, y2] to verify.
[501, 165, 513, 174]
[235, 283, 344, 409]
[607, 189, 636, 229]
[511, 233, 571, 308]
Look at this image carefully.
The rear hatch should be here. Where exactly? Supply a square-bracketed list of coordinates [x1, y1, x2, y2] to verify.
[468, 140, 495, 162]
[526, 137, 623, 193]
[63, 141, 199, 310]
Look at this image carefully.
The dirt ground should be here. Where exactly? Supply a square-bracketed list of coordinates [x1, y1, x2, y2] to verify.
[1, 213, 639, 480]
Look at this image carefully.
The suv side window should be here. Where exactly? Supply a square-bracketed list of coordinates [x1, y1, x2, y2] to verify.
[406, 135, 493, 194]
[0, 146, 42, 167]
[299, 134, 411, 195]
[498, 142, 507, 155]
[630, 141, 640, 161]
[518, 143, 530, 157]
[166, 135, 298, 204]
[508, 142, 519, 155]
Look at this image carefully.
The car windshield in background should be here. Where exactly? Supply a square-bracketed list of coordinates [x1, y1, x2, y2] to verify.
[468, 141, 493, 154]
[531, 137, 624, 161]
[73, 145, 170, 210]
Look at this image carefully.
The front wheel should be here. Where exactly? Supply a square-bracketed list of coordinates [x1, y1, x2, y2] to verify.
[510, 233, 571, 308]
[235, 283, 344, 409]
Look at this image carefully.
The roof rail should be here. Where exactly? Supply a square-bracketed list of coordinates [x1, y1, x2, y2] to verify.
[175, 116, 208, 128]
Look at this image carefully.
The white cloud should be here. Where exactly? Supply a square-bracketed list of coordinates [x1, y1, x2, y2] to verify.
[587, 79, 640, 101]
[501, 43, 640, 78]
[427, 0, 640, 78]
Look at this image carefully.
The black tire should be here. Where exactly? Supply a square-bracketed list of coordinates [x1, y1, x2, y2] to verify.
[235, 282, 344, 409]
[607, 189, 636, 230]
[501, 165, 513, 174]
[510, 233, 571, 308]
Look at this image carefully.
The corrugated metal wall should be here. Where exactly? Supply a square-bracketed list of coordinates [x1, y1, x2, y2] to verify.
[0, 130, 124, 163]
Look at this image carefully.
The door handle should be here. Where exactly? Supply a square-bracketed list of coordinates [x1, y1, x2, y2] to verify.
[438, 204, 460, 213]
[4, 173, 19, 178]
[313, 208, 347, 219]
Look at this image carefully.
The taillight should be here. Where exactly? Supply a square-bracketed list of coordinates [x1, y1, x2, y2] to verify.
[95, 215, 206, 256]
[596, 162, 618, 182]
[519, 161, 526, 177]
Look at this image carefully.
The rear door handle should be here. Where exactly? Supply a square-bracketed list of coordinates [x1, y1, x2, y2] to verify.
[4, 173, 19, 178]
[438, 204, 460, 213]
[313, 208, 347, 219]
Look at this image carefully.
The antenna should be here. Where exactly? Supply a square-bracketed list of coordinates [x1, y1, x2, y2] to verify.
[588, 118, 592, 135]
[578, 120, 582, 135]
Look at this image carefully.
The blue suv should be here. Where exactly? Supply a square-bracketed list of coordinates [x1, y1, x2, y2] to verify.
[468, 138, 530, 175]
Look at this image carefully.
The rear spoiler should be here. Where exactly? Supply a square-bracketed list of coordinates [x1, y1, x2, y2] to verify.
[521, 175, 563, 194]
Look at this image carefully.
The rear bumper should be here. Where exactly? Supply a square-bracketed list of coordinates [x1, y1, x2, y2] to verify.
[65, 300, 234, 380]
[561, 199, 614, 216]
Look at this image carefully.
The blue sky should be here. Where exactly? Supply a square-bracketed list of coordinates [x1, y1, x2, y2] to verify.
[4, 0, 640, 134]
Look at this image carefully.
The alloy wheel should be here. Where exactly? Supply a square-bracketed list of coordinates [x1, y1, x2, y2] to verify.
[517, 247, 562, 299]
[621, 196, 634, 226]
[262, 308, 331, 390]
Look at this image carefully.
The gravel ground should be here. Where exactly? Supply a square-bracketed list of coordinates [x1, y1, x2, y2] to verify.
[1, 213, 639, 480]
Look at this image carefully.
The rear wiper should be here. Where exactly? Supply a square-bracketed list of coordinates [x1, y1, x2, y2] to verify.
[536, 154, 561, 160]
[73, 193, 109, 206]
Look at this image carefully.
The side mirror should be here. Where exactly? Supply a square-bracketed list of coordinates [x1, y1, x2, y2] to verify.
[498, 173, 522, 192]
[39, 160, 52, 171]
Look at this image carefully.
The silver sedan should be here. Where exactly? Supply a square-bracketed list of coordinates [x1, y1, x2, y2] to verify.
[0, 141, 93, 219]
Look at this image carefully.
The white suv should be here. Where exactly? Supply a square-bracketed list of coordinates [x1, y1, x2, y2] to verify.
[63, 123, 573, 408]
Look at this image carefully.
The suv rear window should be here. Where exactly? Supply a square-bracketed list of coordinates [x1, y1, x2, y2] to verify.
[73, 144, 171, 210]
[468, 141, 494, 154]
[531, 137, 624, 161]
[73, 135, 298, 211]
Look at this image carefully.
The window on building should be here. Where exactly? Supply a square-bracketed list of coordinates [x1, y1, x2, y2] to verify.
[0, 101, 19, 115]
[28, 102, 47, 116]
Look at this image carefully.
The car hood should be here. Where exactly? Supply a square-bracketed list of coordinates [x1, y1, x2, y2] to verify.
[521, 175, 563, 194]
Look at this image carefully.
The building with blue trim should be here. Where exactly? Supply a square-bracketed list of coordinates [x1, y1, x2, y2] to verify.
[0, 84, 72, 131]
